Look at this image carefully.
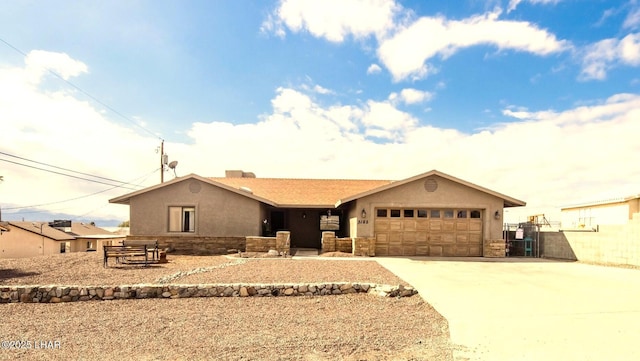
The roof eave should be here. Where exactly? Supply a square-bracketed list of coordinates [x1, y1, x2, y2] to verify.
[109, 174, 278, 207]
[339, 169, 526, 207]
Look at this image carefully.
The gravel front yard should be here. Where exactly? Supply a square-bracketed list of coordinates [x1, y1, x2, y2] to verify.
[0, 253, 407, 286]
[0, 253, 452, 360]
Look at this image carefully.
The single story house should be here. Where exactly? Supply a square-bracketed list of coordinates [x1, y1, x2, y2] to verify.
[0, 221, 125, 259]
[561, 194, 640, 230]
[110, 169, 525, 257]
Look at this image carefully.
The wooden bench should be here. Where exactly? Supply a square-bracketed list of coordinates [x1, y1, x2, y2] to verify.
[123, 239, 159, 260]
[103, 239, 159, 267]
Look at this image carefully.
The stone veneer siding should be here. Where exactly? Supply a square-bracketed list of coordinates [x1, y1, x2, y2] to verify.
[0, 283, 417, 303]
[353, 237, 376, 257]
[321, 232, 353, 254]
[126, 236, 246, 255]
[245, 232, 291, 254]
[483, 239, 505, 257]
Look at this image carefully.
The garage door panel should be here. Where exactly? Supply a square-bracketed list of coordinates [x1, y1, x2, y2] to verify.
[456, 234, 469, 243]
[429, 245, 443, 256]
[441, 233, 455, 244]
[443, 221, 455, 232]
[469, 220, 482, 232]
[403, 220, 416, 231]
[402, 246, 416, 256]
[388, 245, 403, 255]
[429, 221, 442, 231]
[403, 231, 416, 242]
[442, 245, 456, 257]
[375, 220, 389, 232]
[455, 246, 470, 256]
[469, 244, 482, 256]
[389, 221, 402, 231]
[416, 220, 428, 231]
[389, 232, 403, 243]
[456, 221, 469, 231]
[469, 233, 482, 244]
[415, 246, 429, 256]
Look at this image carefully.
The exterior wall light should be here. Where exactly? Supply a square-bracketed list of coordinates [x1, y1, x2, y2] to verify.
[302, 212, 307, 219]
[361, 209, 367, 218]
[494, 210, 500, 219]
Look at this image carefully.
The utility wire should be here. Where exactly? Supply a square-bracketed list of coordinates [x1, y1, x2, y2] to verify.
[0, 158, 140, 191]
[0, 150, 136, 185]
[2, 168, 158, 211]
[0, 37, 163, 141]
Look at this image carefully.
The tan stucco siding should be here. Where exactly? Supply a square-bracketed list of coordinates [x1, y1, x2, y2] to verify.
[0, 229, 62, 258]
[129, 179, 261, 237]
[353, 175, 504, 240]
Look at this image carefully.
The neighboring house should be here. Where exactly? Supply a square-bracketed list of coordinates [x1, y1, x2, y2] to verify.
[561, 194, 640, 230]
[0, 221, 125, 259]
[110, 169, 525, 257]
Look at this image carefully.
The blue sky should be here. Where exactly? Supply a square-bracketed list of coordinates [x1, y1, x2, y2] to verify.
[0, 0, 639, 225]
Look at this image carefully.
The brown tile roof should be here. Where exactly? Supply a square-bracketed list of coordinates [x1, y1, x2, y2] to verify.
[210, 177, 393, 207]
[9, 222, 75, 241]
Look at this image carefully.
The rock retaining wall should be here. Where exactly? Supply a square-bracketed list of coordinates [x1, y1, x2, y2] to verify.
[0, 283, 417, 303]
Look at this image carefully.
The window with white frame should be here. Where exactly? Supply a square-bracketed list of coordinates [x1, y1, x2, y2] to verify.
[169, 206, 195, 232]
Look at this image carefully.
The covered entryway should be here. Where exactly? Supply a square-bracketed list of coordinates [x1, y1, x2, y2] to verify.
[266, 208, 345, 249]
[374, 208, 483, 256]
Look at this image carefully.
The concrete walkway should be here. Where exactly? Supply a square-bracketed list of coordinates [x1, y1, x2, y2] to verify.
[377, 257, 640, 361]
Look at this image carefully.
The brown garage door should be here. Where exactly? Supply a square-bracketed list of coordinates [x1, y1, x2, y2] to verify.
[374, 208, 483, 256]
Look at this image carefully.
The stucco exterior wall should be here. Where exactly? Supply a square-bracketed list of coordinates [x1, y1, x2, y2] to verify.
[129, 178, 261, 237]
[352, 175, 505, 240]
[0, 228, 63, 259]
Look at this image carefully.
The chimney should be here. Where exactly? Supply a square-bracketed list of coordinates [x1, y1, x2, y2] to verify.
[225, 170, 256, 178]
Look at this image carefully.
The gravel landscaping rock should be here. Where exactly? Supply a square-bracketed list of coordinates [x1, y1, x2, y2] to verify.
[0, 252, 452, 360]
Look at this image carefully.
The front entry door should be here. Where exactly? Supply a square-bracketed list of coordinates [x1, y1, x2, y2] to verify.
[270, 211, 285, 235]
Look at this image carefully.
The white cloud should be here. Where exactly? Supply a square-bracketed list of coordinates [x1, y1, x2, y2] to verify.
[367, 63, 382, 74]
[399, 88, 433, 104]
[3, 51, 640, 226]
[580, 33, 640, 80]
[0, 52, 158, 223]
[623, 6, 640, 29]
[312, 84, 333, 94]
[264, 2, 568, 82]
[262, 0, 400, 42]
[507, 0, 560, 13]
[378, 9, 569, 81]
[24, 50, 88, 83]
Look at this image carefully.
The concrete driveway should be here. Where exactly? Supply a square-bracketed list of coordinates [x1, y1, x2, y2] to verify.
[377, 257, 640, 361]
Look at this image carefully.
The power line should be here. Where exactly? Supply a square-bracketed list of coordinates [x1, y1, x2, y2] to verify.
[2, 168, 158, 211]
[0, 37, 163, 141]
[0, 158, 140, 190]
[0, 150, 135, 185]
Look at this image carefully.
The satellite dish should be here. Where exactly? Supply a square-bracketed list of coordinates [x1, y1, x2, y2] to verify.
[168, 161, 178, 169]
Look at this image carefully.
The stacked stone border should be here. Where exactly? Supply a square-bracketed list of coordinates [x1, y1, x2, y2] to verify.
[0, 282, 417, 304]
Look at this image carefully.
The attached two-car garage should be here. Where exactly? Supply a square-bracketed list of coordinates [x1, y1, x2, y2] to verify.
[373, 207, 483, 256]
